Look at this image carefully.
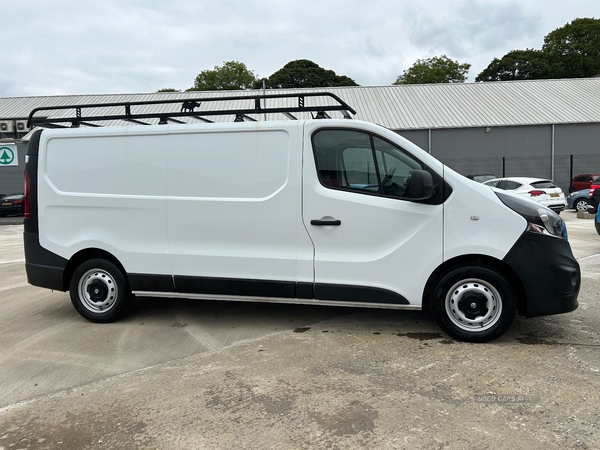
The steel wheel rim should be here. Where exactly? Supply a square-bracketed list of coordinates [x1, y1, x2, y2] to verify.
[78, 268, 118, 313]
[445, 278, 502, 332]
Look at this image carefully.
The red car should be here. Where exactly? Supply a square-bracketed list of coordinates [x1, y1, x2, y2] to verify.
[569, 174, 600, 193]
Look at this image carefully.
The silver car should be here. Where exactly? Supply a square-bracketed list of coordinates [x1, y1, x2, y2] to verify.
[483, 177, 567, 214]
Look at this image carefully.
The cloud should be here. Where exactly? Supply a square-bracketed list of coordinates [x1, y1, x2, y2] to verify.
[0, 0, 597, 96]
[404, 0, 542, 59]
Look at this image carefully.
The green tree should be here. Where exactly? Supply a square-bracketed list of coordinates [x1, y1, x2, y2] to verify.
[475, 49, 552, 81]
[393, 55, 471, 84]
[188, 61, 258, 91]
[156, 88, 181, 92]
[542, 18, 600, 78]
[258, 59, 359, 89]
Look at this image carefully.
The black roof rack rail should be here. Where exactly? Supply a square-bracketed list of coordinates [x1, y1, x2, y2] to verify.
[27, 92, 356, 128]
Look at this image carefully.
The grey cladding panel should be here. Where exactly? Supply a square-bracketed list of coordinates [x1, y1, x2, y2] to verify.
[504, 125, 551, 157]
[431, 128, 505, 159]
[396, 130, 429, 152]
[554, 124, 600, 156]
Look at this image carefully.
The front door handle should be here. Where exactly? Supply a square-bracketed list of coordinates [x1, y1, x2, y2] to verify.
[310, 219, 341, 226]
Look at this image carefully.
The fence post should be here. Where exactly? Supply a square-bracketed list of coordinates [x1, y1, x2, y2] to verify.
[570, 154, 573, 182]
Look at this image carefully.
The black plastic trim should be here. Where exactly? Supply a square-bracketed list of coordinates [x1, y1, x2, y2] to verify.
[311, 219, 342, 226]
[24, 232, 68, 291]
[167, 276, 408, 305]
[24, 129, 43, 234]
[174, 276, 296, 298]
[314, 283, 410, 305]
[129, 274, 175, 292]
[502, 231, 580, 317]
[22, 131, 69, 291]
[25, 263, 65, 292]
[296, 282, 314, 299]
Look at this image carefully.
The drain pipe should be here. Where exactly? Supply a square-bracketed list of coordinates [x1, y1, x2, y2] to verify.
[428, 129, 432, 154]
[551, 124, 555, 181]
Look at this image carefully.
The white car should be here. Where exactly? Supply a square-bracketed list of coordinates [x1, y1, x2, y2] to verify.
[483, 177, 567, 213]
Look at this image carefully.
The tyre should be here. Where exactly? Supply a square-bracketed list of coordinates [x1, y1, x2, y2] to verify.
[430, 266, 517, 343]
[574, 198, 589, 212]
[69, 258, 134, 323]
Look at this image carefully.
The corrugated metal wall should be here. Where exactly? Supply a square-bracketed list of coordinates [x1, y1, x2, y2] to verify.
[2, 79, 600, 194]
[398, 123, 600, 193]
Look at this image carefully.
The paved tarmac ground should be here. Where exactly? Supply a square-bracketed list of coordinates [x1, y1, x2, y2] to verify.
[1, 211, 599, 449]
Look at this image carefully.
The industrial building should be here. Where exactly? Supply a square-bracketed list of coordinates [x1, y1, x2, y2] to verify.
[2, 78, 600, 194]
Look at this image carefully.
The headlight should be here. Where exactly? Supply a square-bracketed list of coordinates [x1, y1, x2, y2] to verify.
[495, 191, 567, 239]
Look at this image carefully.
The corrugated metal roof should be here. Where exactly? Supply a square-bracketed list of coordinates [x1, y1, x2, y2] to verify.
[2, 78, 600, 130]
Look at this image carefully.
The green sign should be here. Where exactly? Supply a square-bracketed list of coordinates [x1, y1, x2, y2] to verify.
[0, 145, 17, 166]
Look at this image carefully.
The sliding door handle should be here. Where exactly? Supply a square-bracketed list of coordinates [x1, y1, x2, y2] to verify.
[310, 219, 341, 226]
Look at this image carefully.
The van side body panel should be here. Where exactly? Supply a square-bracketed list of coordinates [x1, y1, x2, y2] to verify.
[442, 166, 528, 260]
[164, 122, 313, 287]
[32, 122, 316, 298]
[38, 128, 171, 276]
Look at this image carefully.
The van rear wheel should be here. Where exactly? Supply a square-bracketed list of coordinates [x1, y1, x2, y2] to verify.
[430, 266, 517, 343]
[69, 259, 133, 323]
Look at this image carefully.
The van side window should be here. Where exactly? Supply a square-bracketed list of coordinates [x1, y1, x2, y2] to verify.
[341, 147, 380, 193]
[312, 129, 424, 199]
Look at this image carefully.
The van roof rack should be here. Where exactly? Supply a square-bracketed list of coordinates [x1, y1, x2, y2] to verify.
[27, 91, 357, 128]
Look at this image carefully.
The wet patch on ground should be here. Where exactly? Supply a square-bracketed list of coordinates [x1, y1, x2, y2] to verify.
[396, 332, 444, 341]
[293, 327, 311, 333]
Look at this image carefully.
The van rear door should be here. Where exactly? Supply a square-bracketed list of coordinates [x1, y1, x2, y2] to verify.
[302, 123, 443, 307]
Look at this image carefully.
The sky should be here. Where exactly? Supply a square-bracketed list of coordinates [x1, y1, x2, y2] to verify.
[0, 0, 598, 98]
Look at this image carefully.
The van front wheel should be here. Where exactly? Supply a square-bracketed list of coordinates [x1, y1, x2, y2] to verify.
[69, 259, 133, 323]
[430, 266, 517, 343]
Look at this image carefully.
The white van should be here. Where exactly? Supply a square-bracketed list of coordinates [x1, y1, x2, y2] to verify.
[23, 93, 580, 342]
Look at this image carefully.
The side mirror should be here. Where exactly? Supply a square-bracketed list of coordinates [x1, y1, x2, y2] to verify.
[587, 205, 596, 214]
[410, 170, 435, 201]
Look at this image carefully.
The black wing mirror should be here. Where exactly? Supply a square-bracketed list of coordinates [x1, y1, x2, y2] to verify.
[410, 170, 436, 201]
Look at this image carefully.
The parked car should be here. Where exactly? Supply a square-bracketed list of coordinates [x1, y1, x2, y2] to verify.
[569, 173, 600, 193]
[467, 174, 497, 183]
[483, 177, 567, 214]
[588, 178, 600, 210]
[567, 189, 591, 212]
[0, 194, 25, 216]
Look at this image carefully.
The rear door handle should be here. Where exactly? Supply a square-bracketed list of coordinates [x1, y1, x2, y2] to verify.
[310, 219, 341, 226]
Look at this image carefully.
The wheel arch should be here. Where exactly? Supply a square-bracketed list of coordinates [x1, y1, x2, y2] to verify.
[423, 254, 527, 316]
[63, 248, 129, 291]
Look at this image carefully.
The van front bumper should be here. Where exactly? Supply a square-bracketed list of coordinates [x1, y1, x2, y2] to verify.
[503, 231, 580, 318]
